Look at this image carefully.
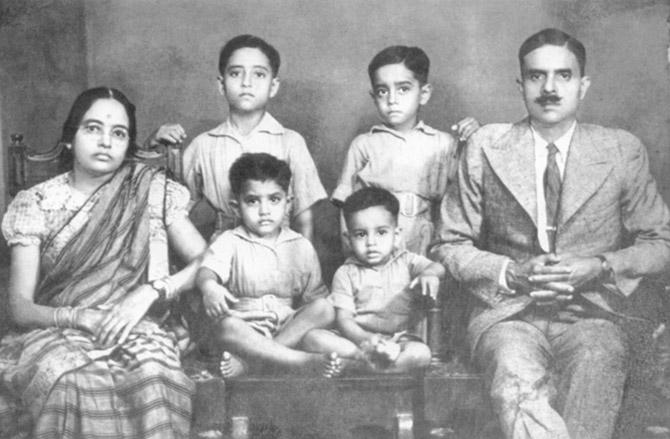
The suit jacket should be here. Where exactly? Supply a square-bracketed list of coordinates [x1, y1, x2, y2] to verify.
[431, 119, 670, 353]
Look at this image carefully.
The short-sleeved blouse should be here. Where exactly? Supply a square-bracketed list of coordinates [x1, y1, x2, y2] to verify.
[2, 171, 190, 256]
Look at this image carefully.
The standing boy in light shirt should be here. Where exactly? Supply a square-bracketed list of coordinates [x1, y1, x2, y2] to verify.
[148, 34, 326, 242]
[332, 45, 479, 255]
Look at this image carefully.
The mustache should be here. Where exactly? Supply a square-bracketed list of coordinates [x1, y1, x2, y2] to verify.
[536, 94, 561, 105]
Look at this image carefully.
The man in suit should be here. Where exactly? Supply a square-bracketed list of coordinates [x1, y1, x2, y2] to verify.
[431, 28, 670, 439]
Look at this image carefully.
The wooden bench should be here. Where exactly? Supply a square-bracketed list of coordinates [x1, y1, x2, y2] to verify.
[7, 133, 492, 439]
[189, 366, 494, 439]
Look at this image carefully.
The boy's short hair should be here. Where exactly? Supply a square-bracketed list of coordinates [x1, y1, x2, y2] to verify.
[218, 34, 281, 77]
[342, 187, 399, 227]
[368, 45, 430, 85]
[229, 153, 292, 196]
[519, 28, 586, 76]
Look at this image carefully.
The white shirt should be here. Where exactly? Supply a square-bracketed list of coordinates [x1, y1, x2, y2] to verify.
[498, 122, 576, 290]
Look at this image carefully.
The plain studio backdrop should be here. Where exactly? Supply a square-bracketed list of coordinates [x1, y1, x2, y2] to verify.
[1, 0, 669, 279]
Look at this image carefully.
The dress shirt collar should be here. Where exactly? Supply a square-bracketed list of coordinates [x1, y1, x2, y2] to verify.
[207, 112, 285, 138]
[530, 121, 576, 158]
[370, 120, 437, 139]
[231, 225, 301, 247]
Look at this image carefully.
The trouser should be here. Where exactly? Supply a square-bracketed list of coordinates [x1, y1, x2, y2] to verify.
[474, 307, 629, 439]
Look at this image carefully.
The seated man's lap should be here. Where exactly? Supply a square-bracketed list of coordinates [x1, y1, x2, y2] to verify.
[474, 315, 628, 387]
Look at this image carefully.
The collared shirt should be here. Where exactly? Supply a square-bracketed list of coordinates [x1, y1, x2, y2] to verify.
[183, 112, 326, 225]
[531, 122, 575, 252]
[200, 226, 328, 304]
[331, 121, 457, 204]
[328, 250, 434, 334]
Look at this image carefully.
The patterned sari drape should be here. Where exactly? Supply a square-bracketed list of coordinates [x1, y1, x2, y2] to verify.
[0, 163, 194, 439]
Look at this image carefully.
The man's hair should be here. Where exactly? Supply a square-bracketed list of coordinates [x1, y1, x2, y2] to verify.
[342, 187, 399, 227]
[229, 153, 291, 196]
[218, 34, 281, 77]
[368, 45, 430, 85]
[518, 28, 586, 76]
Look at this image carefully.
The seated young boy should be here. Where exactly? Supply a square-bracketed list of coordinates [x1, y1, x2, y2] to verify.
[148, 34, 326, 242]
[195, 153, 340, 378]
[306, 187, 445, 373]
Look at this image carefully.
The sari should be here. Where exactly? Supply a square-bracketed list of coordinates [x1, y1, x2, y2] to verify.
[0, 162, 194, 439]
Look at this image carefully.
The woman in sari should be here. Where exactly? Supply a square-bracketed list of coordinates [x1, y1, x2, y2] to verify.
[0, 87, 207, 438]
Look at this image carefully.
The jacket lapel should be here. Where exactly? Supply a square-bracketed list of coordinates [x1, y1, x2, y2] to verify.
[483, 120, 537, 226]
[558, 124, 613, 227]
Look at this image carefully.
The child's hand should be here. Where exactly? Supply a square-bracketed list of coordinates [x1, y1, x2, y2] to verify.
[410, 275, 440, 302]
[375, 339, 401, 363]
[451, 117, 480, 142]
[146, 123, 187, 148]
[202, 283, 238, 318]
[360, 335, 401, 369]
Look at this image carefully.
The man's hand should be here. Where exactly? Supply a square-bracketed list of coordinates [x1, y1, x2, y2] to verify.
[529, 256, 603, 290]
[146, 123, 187, 148]
[202, 283, 239, 318]
[409, 274, 440, 301]
[451, 117, 480, 142]
[506, 253, 570, 292]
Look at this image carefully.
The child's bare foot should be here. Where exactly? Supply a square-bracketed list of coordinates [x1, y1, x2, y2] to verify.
[219, 351, 247, 378]
[322, 352, 343, 378]
[293, 352, 344, 378]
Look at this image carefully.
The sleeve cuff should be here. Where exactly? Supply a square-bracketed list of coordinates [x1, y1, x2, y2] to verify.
[498, 258, 515, 295]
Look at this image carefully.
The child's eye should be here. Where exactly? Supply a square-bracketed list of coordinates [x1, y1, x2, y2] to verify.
[112, 128, 128, 140]
[374, 89, 388, 98]
[353, 231, 366, 239]
[228, 70, 240, 78]
[378, 229, 388, 236]
[270, 196, 282, 203]
[398, 86, 411, 94]
[245, 198, 259, 205]
[254, 71, 266, 79]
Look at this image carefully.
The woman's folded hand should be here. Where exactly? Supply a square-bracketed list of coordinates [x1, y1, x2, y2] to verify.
[95, 285, 157, 347]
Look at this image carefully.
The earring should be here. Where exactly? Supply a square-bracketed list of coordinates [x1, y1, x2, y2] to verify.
[65, 143, 72, 150]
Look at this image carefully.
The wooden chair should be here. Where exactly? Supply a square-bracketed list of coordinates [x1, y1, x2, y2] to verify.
[7, 133, 184, 195]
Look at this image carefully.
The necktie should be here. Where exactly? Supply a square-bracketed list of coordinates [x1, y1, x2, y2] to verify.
[544, 143, 561, 253]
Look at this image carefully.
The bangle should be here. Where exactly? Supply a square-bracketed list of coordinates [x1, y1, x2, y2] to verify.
[72, 307, 82, 329]
[53, 306, 79, 328]
[150, 277, 175, 301]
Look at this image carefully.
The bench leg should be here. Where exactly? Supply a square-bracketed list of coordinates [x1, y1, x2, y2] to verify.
[394, 412, 414, 439]
[230, 416, 249, 439]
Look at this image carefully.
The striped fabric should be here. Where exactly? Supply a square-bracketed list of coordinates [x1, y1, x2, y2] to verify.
[0, 163, 194, 439]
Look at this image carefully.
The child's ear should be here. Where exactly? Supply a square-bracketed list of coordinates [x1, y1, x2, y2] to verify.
[269, 77, 281, 98]
[230, 198, 240, 215]
[419, 83, 433, 105]
[393, 227, 402, 249]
